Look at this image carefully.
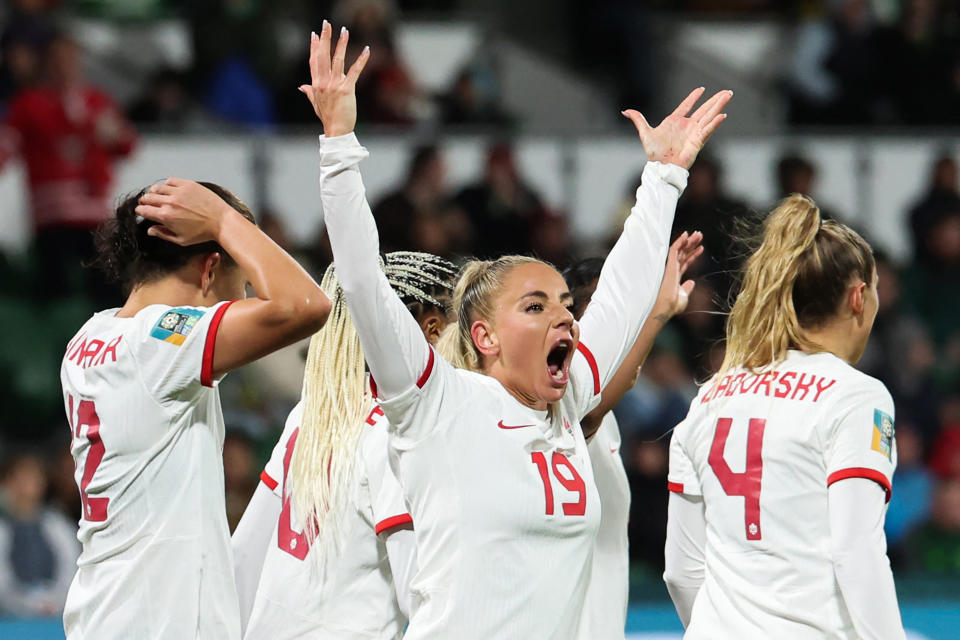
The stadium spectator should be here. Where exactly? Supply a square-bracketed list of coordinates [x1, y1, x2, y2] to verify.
[907, 153, 960, 264]
[0, 33, 136, 304]
[456, 143, 569, 264]
[0, 450, 79, 617]
[127, 68, 204, 130]
[372, 144, 470, 255]
[0, 0, 55, 110]
[786, 0, 886, 125]
[438, 65, 511, 127]
[903, 477, 960, 574]
[929, 396, 960, 480]
[671, 155, 748, 297]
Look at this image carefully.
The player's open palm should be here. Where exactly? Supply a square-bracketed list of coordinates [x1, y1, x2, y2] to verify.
[299, 21, 371, 138]
[623, 88, 732, 169]
[135, 178, 232, 246]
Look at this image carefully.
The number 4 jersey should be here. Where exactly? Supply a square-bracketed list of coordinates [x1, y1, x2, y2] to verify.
[668, 349, 897, 638]
[59, 303, 240, 640]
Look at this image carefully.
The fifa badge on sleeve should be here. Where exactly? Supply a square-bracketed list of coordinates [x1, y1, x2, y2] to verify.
[151, 308, 205, 346]
[871, 409, 895, 460]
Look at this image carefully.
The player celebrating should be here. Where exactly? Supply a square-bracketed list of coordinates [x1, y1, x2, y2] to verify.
[60, 180, 329, 639]
[664, 195, 906, 639]
[302, 22, 730, 638]
[232, 251, 456, 639]
[564, 231, 702, 639]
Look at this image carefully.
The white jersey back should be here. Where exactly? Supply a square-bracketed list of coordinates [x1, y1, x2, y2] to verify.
[578, 412, 630, 639]
[382, 347, 602, 640]
[59, 302, 239, 640]
[245, 400, 410, 639]
[668, 350, 897, 638]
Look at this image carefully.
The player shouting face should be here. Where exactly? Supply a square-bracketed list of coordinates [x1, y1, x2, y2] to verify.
[302, 20, 730, 639]
[664, 196, 906, 639]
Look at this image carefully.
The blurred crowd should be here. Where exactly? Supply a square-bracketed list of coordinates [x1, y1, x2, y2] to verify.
[3, 0, 960, 620]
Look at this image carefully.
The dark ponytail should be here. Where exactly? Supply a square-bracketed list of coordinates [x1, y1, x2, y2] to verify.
[91, 182, 255, 294]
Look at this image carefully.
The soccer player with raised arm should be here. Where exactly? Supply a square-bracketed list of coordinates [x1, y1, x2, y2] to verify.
[563, 232, 702, 639]
[232, 252, 456, 639]
[60, 181, 329, 639]
[300, 22, 730, 639]
[664, 195, 906, 639]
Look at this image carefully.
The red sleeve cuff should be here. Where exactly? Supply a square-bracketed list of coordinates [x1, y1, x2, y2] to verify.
[827, 467, 892, 503]
[667, 481, 685, 494]
[260, 470, 279, 491]
[576, 342, 600, 395]
[201, 301, 236, 387]
[375, 513, 413, 535]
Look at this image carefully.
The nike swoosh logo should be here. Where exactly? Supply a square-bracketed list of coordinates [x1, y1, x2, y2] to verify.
[498, 420, 535, 430]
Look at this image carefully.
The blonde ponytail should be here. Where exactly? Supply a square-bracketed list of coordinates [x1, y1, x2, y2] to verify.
[290, 264, 370, 554]
[289, 252, 457, 559]
[720, 194, 874, 375]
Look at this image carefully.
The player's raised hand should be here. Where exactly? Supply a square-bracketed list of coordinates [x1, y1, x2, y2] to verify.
[654, 231, 704, 319]
[622, 88, 732, 170]
[299, 20, 371, 138]
[135, 178, 236, 246]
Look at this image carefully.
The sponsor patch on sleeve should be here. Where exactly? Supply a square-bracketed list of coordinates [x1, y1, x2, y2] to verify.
[150, 308, 204, 346]
[871, 408, 895, 460]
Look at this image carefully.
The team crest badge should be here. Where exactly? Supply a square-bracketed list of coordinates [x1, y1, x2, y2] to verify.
[150, 308, 204, 346]
[871, 409, 894, 460]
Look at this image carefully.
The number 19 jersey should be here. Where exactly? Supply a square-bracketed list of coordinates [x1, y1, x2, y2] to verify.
[59, 303, 239, 639]
[668, 350, 897, 639]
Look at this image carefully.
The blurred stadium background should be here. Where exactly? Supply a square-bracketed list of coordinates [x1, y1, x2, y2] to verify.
[0, 0, 959, 637]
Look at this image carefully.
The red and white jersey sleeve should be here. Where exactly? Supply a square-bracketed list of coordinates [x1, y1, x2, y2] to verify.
[823, 380, 897, 501]
[667, 410, 702, 497]
[244, 401, 412, 640]
[572, 161, 687, 419]
[667, 350, 900, 639]
[59, 303, 239, 640]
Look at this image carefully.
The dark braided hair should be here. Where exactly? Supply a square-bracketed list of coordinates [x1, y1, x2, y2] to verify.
[91, 182, 256, 294]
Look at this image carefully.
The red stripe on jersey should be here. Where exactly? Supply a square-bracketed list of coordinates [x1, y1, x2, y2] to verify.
[667, 481, 684, 493]
[375, 513, 413, 535]
[576, 342, 600, 395]
[369, 376, 378, 399]
[827, 467, 892, 503]
[416, 347, 435, 388]
[201, 300, 236, 387]
[260, 469, 278, 491]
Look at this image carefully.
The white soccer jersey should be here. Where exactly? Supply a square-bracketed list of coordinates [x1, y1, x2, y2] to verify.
[318, 132, 686, 639]
[245, 399, 411, 640]
[59, 302, 240, 639]
[667, 349, 898, 638]
[578, 412, 631, 639]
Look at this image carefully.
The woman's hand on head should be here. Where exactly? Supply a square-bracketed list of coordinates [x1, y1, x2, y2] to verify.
[135, 178, 236, 246]
[653, 231, 704, 320]
[299, 20, 371, 138]
[622, 88, 732, 170]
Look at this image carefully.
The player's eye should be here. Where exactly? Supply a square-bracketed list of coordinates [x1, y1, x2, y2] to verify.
[525, 302, 544, 313]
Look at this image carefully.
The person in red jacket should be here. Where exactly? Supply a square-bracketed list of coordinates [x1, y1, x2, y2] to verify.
[0, 32, 136, 303]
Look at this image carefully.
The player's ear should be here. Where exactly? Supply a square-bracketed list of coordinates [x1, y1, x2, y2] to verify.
[419, 309, 447, 346]
[200, 252, 222, 297]
[849, 280, 866, 317]
[471, 319, 499, 359]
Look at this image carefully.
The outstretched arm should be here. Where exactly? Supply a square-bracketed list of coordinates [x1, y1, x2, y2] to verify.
[304, 22, 433, 399]
[581, 232, 702, 437]
[663, 491, 706, 627]
[575, 89, 730, 412]
[232, 483, 281, 634]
